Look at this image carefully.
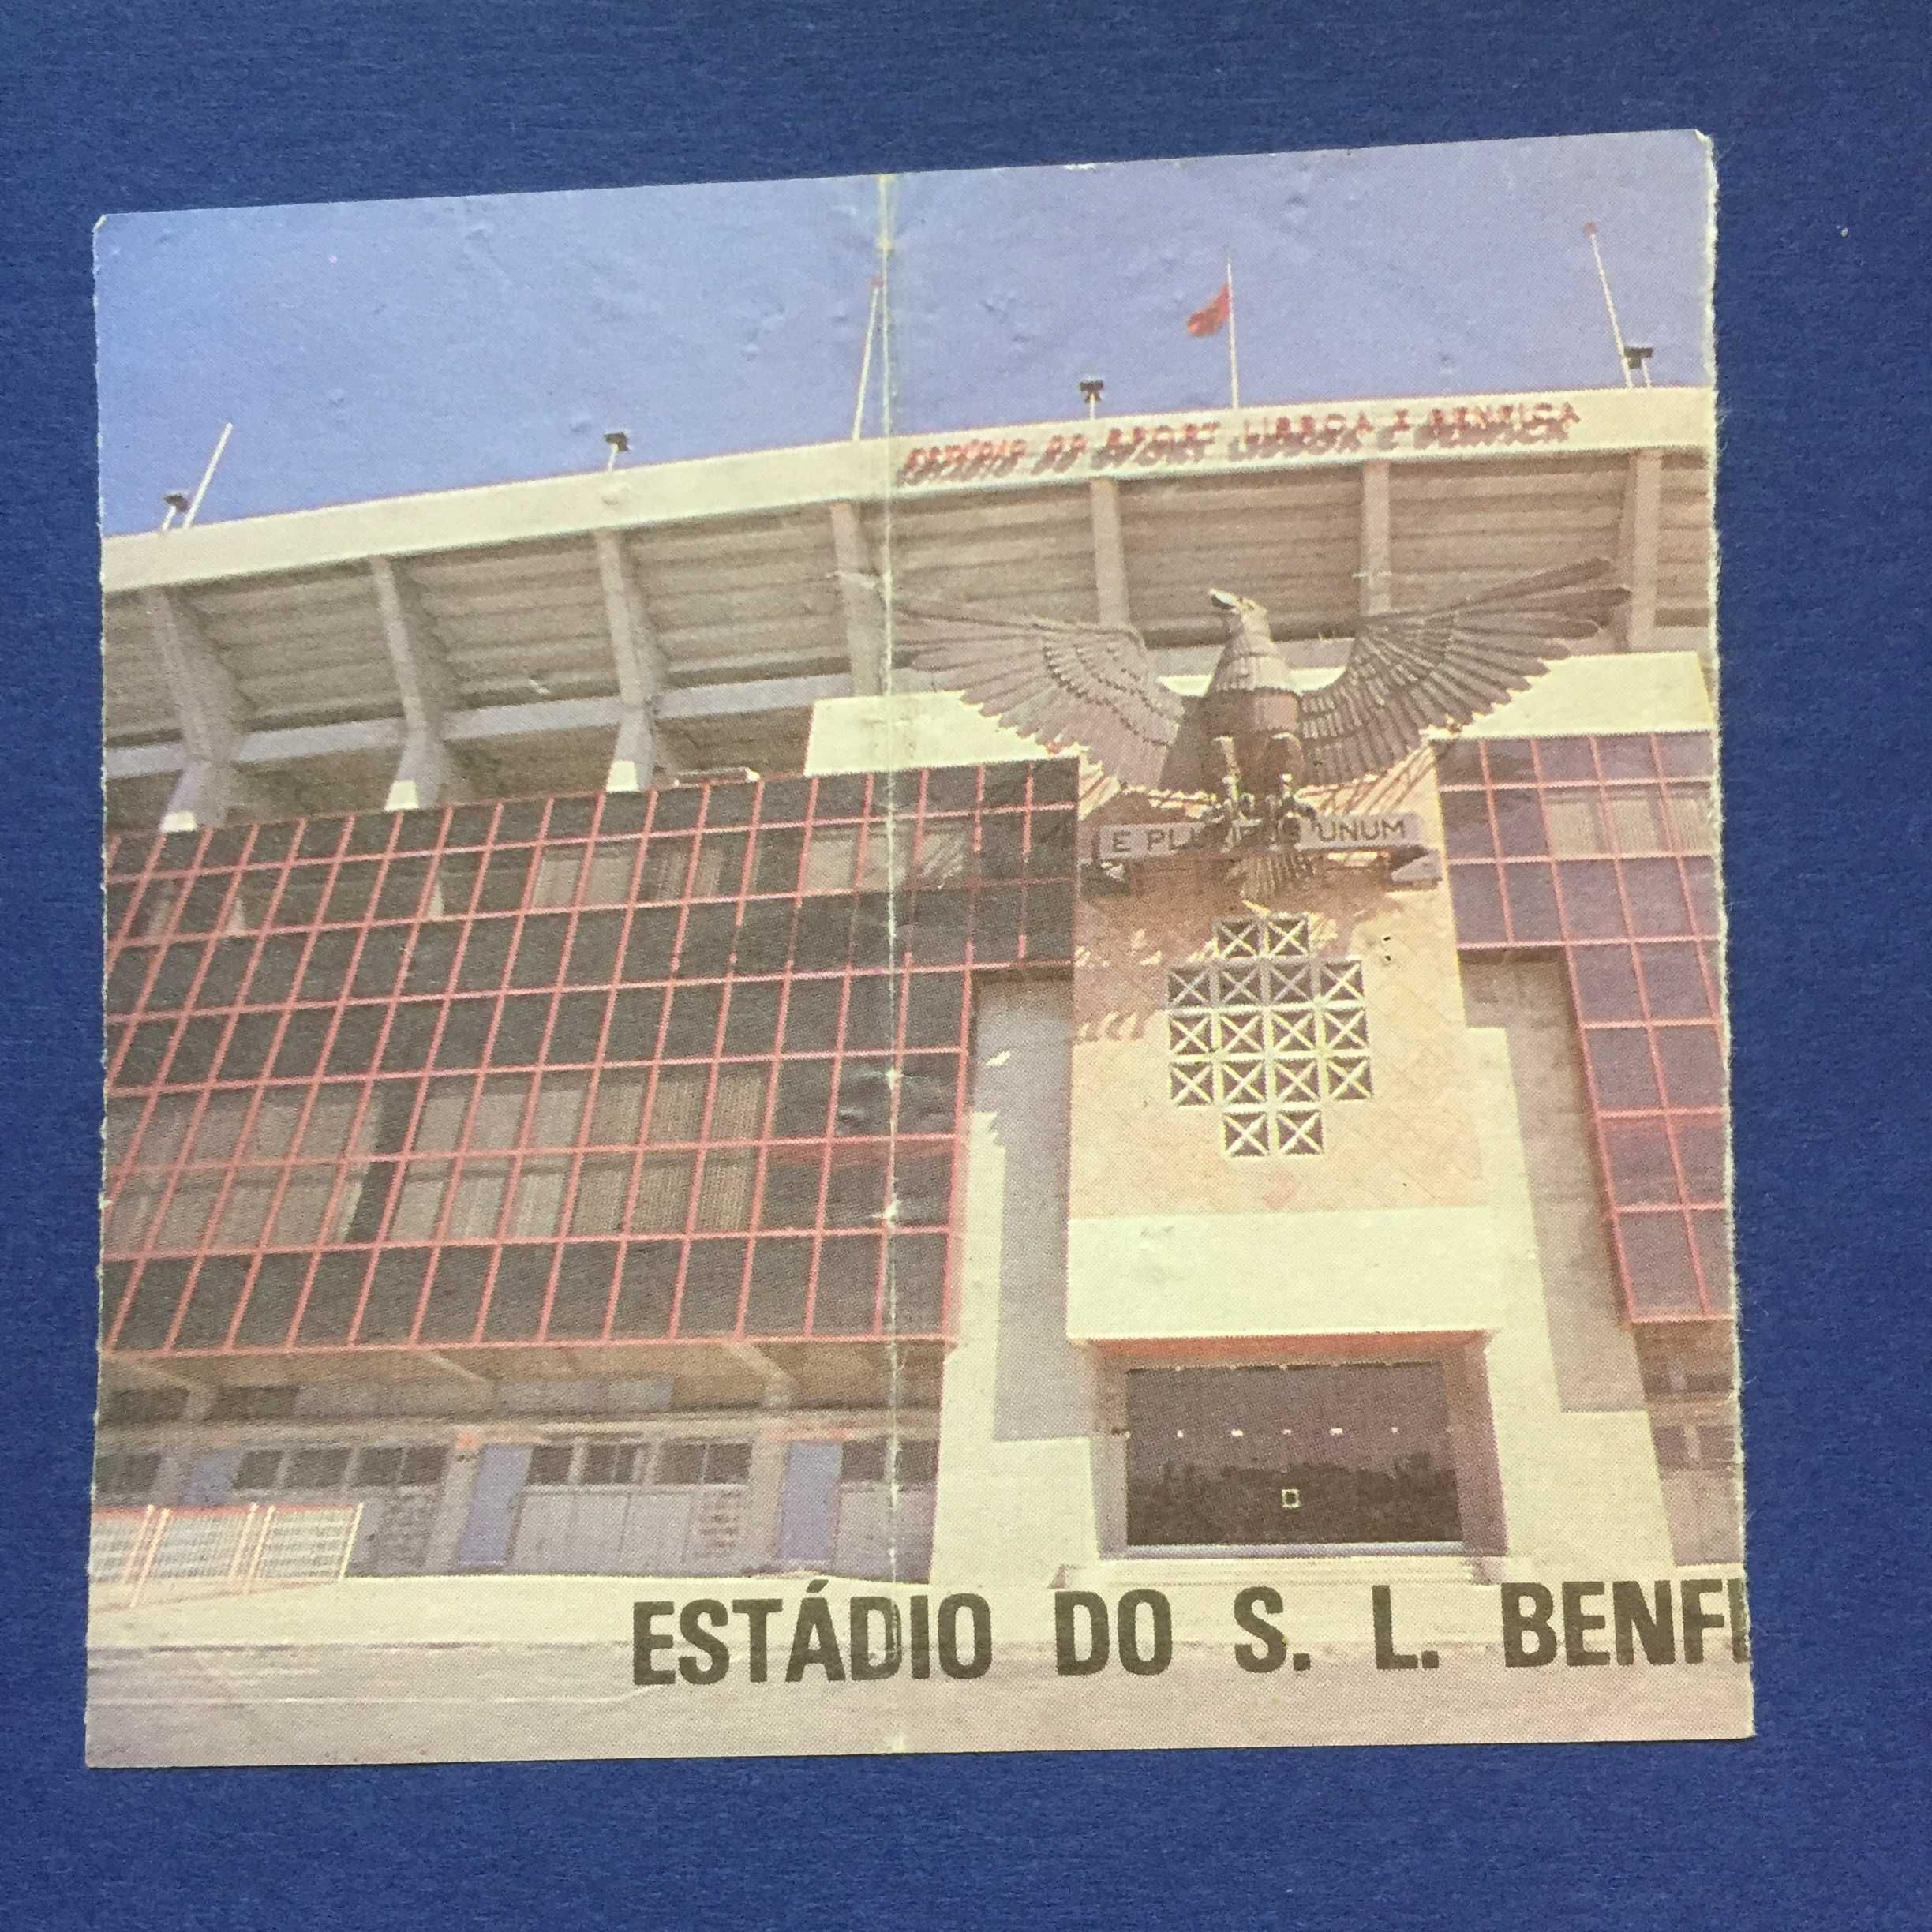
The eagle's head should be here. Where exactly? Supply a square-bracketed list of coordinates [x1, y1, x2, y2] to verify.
[1208, 587, 1269, 630]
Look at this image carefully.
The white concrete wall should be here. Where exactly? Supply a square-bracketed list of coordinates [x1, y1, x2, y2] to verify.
[928, 982, 1103, 1589]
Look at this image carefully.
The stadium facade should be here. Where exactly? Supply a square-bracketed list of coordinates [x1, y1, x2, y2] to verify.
[95, 386, 1739, 1608]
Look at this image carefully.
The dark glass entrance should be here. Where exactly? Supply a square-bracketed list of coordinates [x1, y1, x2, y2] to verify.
[1125, 1362, 1462, 1547]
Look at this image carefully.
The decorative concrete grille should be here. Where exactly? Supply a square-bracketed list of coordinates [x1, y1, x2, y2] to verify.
[1165, 914, 1372, 1158]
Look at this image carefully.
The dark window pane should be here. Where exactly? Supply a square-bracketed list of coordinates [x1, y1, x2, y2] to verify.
[114, 1020, 176, 1089]
[622, 906, 680, 980]
[148, 941, 208, 1010]
[732, 900, 793, 975]
[401, 1447, 447, 1487]
[496, 799, 545, 841]
[174, 1256, 249, 1349]
[345, 812, 392, 856]
[722, 980, 781, 1055]
[1597, 736, 1658, 780]
[489, 996, 550, 1065]
[1638, 942, 1711, 1020]
[1502, 863, 1561, 943]
[1693, 1211, 1734, 1312]
[893, 1148, 953, 1226]
[1482, 740, 1535, 784]
[1026, 811, 1078, 878]
[219, 1012, 282, 1081]
[248, 824, 296, 863]
[813, 1237, 880, 1333]
[842, 974, 898, 1053]
[105, 948, 155, 1017]
[1623, 859, 1692, 937]
[1433, 740, 1485, 787]
[163, 1015, 226, 1084]
[286, 1447, 352, 1488]
[1448, 867, 1506, 946]
[888, 1234, 948, 1331]
[324, 862, 379, 923]
[652, 786, 702, 830]
[247, 934, 308, 1005]
[905, 972, 964, 1049]
[612, 1242, 681, 1337]
[380, 1002, 439, 1072]
[898, 1054, 960, 1135]
[350, 927, 407, 1000]
[548, 796, 596, 838]
[510, 915, 570, 989]
[906, 891, 969, 967]
[704, 783, 754, 829]
[792, 900, 851, 973]
[418, 1249, 489, 1343]
[326, 1006, 384, 1075]
[477, 848, 533, 913]
[115, 1259, 192, 1350]
[1534, 738, 1597, 781]
[677, 903, 738, 978]
[1655, 1026, 1726, 1108]
[971, 890, 1021, 964]
[296, 929, 357, 1004]
[435, 998, 495, 1069]
[297, 1253, 368, 1345]
[825, 1149, 890, 1227]
[1586, 1028, 1661, 1110]
[1674, 1114, 1726, 1204]
[759, 1148, 824, 1229]
[663, 984, 722, 1057]
[1618, 1212, 1702, 1315]
[484, 1246, 552, 1340]
[357, 1249, 430, 1343]
[781, 980, 841, 1054]
[841, 1440, 886, 1484]
[298, 817, 346, 860]
[1658, 734, 1714, 777]
[546, 990, 608, 1062]
[750, 826, 803, 894]
[455, 920, 514, 992]
[271, 1009, 331, 1079]
[1023, 882, 1075, 959]
[567, 912, 624, 985]
[851, 889, 898, 969]
[355, 1447, 405, 1487]
[1604, 1118, 1680, 1206]
[444, 803, 496, 846]
[746, 1237, 811, 1334]
[605, 986, 664, 1061]
[679, 1240, 747, 1335]
[814, 773, 867, 818]
[400, 924, 458, 997]
[834, 1059, 893, 1137]
[1554, 861, 1627, 939]
[771, 1062, 833, 1142]
[274, 866, 331, 927]
[234, 1253, 309, 1347]
[1570, 947, 1644, 1022]
[545, 1243, 618, 1339]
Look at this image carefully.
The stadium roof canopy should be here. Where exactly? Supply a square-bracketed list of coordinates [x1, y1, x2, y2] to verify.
[103, 386, 1713, 827]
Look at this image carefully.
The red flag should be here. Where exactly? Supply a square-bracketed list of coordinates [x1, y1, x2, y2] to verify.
[1186, 279, 1231, 337]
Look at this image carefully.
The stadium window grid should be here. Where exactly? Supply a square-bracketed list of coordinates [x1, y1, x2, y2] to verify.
[100, 765, 1077, 1357]
[1436, 732, 1730, 1321]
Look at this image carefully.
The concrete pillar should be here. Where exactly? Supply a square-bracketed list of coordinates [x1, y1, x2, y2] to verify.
[593, 529, 667, 792]
[1616, 447, 1664, 653]
[1089, 477, 1131, 628]
[829, 501, 887, 698]
[928, 981, 1103, 1588]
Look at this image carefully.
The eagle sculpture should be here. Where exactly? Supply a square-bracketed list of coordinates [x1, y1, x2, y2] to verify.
[885, 560, 1626, 803]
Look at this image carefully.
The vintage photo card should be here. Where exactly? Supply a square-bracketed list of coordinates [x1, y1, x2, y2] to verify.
[91, 132, 1741, 1765]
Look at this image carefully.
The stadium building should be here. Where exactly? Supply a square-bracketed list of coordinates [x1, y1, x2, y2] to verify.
[95, 385, 1739, 1612]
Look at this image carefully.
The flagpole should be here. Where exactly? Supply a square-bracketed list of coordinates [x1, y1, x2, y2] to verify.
[1583, 221, 1634, 390]
[1225, 253, 1241, 412]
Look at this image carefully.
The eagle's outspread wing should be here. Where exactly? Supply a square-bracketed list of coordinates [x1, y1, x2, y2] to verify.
[891, 597, 1188, 792]
[1297, 560, 1627, 784]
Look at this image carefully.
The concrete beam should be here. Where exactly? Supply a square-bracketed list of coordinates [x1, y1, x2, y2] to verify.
[370, 556, 465, 811]
[1359, 459, 1393, 617]
[593, 530, 667, 792]
[104, 669, 859, 785]
[1089, 477, 1131, 628]
[725, 1342, 799, 1409]
[1616, 448, 1664, 653]
[141, 588, 249, 830]
[829, 501, 887, 698]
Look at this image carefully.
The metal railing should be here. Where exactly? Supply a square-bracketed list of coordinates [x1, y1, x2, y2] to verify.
[90, 1502, 363, 1610]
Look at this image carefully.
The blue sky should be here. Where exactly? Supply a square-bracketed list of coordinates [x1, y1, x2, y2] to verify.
[95, 131, 1711, 534]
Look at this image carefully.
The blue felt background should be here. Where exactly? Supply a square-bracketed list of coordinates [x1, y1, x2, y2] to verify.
[3, 6, 1927, 1926]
